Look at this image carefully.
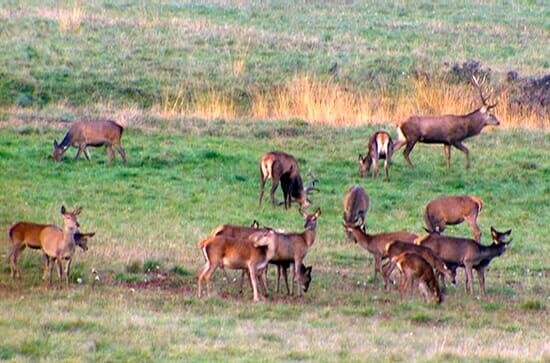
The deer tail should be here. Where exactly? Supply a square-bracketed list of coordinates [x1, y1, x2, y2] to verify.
[469, 196, 484, 212]
[8, 223, 17, 242]
[396, 125, 407, 143]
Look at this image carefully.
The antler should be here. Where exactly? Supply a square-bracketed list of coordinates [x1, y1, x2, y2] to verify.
[471, 75, 497, 109]
[304, 170, 319, 194]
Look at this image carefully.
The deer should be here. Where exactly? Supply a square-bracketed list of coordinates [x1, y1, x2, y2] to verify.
[359, 131, 394, 181]
[393, 75, 500, 169]
[393, 252, 443, 304]
[252, 208, 321, 295]
[342, 221, 418, 285]
[53, 119, 127, 163]
[415, 227, 512, 296]
[424, 195, 484, 242]
[342, 185, 369, 240]
[197, 229, 272, 302]
[37, 206, 83, 287]
[258, 151, 318, 209]
[381, 240, 455, 292]
[8, 220, 93, 279]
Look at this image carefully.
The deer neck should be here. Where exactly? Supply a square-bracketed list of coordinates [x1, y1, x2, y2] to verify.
[478, 243, 506, 262]
[351, 228, 371, 248]
[62, 226, 77, 253]
[463, 111, 486, 136]
[302, 228, 316, 247]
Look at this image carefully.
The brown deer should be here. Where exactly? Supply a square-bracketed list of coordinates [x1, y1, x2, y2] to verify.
[393, 252, 442, 304]
[53, 119, 127, 163]
[38, 206, 82, 287]
[342, 222, 418, 285]
[393, 75, 500, 169]
[252, 208, 321, 295]
[197, 230, 271, 302]
[424, 195, 484, 242]
[258, 151, 317, 209]
[343, 185, 369, 240]
[359, 131, 394, 181]
[8, 221, 93, 279]
[382, 240, 455, 291]
[415, 227, 512, 296]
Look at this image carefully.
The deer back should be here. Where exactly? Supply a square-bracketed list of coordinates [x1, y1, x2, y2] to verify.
[425, 195, 482, 225]
[343, 186, 369, 225]
[9, 222, 51, 248]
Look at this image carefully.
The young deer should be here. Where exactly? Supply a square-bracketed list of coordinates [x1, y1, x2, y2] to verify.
[342, 222, 418, 285]
[393, 75, 500, 169]
[382, 240, 455, 291]
[424, 195, 484, 242]
[252, 208, 321, 295]
[8, 221, 92, 279]
[258, 151, 317, 209]
[359, 131, 394, 181]
[415, 227, 512, 296]
[343, 185, 369, 239]
[39, 206, 82, 287]
[393, 252, 442, 304]
[197, 230, 272, 302]
[53, 119, 127, 163]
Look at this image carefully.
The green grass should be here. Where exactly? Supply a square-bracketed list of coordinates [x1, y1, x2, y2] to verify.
[0, 1, 548, 108]
[0, 121, 549, 361]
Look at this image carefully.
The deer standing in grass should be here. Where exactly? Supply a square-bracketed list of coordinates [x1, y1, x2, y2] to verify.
[424, 195, 484, 242]
[393, 252, 443, 304]
[415, 227, 512, 296]
[393, 75, 500, 169]
[53, 119, 127, 163]
[252, 208, 321, 295]
[342, 185, 369, 240]
[197, 230, 272, 302]
[8, 220, 92, 280]
[258, 151, 317, 209]
[342, 221, 418, 285]
[359, 131, 394, 181]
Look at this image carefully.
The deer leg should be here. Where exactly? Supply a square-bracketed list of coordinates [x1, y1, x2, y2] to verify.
[465, 214, 482, 242]
[258, 176, 267, 206]
[476, 267, 487, 297]
[9, 244, 24, 279]
[57, 257, 63, 288]
[114, 145, 127, 164]
[282, 265, 290, 295]
[238, 270, 247, 294]
[384, 158, 390, 181]
[42, 254, 50, 281]
[372, 156, 379, 178]
[294, 259, 304, 296]
[247, 264, 261, 302]
[65, 258, 72, 286]
[382, 261, 396, 291]
[452, 141, 470, 169]
[444, 144, 451, 168]
[74, 147, 83, 161]
[270, 177, 280, 206]
[275, 265, 281, 293]
[106, 145, 115, 162]
[83, 148, 91, 161]
[464, 263, 475, 295]
[48, 257, 55, 286]
[402, 142, 416, 168]
[373, 256, 381, 285]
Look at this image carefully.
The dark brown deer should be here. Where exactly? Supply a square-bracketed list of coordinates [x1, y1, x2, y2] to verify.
[415, 227, 512, 296]
[258, 151, 317, 209]
[393, 252, 442, 304]
[53, 119, 127, 163]
[359, 131, 394, 181]
[342, 222, 418, 285]
[393, 75, 500, 169]
[252, 208, 321, 295]
[382, 240, 455, 291]
[424, 195, 484, 242]
[343, 185, 369, 240]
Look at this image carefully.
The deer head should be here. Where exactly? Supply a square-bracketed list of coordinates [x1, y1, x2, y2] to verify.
[61, 206, 81, 232]
[490, 227, 512, 246]
[471, 75, 501, 127]
[358, 154, 371, 178]
[300, 208, 321, 230]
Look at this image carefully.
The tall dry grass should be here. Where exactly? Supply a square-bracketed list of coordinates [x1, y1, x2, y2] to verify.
[58, 5, 84, 33]
[154, 75, 547, 129]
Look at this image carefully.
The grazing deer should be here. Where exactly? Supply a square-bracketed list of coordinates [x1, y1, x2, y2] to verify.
[38, 206, 82, 287]
[424, 195, 484, 242]
[342, 222, 418, 285]
[393, 75, 500, 169]
[258, 151, 317, 209]
[53, 119, 127, 163]
[359, 131, 394, 181]
[252, 208, 321, 295]
[343, 185, 369, 240]
[415, 227, 512, 296]
[8, 221, 92, 279]
[197, 230, 272, 302]
[393, 252, 442, 304]
[382, 240, 455, 291]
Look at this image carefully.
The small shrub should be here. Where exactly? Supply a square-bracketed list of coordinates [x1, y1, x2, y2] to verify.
[520, 300, 545, 311]
[115, 272, 141, 283]
[410, 312, 433, 324]
[125, 260, 142, 274]
[171, 265, 191, 276]
[143, 259, 162, 272]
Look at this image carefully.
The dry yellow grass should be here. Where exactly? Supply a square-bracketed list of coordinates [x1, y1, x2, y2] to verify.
[58, 5, 84, 33]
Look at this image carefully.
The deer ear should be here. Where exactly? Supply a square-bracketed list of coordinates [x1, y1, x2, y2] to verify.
[314, 208, 322, 218]
[358, 154, 363, 161]
[299, 208, 308, 218]
[61, 205, 66, 214]
[490, 226, 498, 239]
[54, 139, 58, 148]
[305, 266, 312, 274]
[74, 207, 83, 216]
[251, 220, 259, 228]
[505, 229, 512, 235]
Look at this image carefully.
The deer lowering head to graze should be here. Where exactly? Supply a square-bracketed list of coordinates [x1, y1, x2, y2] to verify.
[359, 131, 394, 181]
[53, 119, 127, 163]
[382, 240, 455, 292]
[393, 252, 442, 304]
[251, 208, 321, 295]
[38, 206, 82, 287]
[8, 220, 92, 280]
[342, 221, 418, 285]
[258, 151, 317, 209]
[415, 226, 512, 296]
[393, 75, 500, 169]
[343, 185, 369, 240]
[197, 230, 272, 302]
[424, 195, 484, 242]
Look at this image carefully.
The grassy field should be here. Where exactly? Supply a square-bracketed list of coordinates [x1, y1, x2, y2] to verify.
[0, 120, 549, 361]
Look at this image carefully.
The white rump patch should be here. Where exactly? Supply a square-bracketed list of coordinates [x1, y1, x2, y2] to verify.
[396, 126, 407, 142]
